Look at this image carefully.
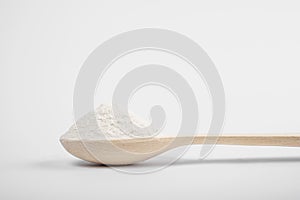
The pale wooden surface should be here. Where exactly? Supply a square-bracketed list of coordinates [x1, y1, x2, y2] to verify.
[60, 135, 300, 165]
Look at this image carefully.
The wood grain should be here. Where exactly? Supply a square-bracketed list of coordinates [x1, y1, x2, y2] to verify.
[191, 135, 300, 147]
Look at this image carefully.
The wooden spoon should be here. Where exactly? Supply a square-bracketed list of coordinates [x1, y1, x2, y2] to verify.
[60, 135, 300, 165]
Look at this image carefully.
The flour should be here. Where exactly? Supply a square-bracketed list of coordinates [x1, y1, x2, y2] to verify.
[62, 104, 156, 140]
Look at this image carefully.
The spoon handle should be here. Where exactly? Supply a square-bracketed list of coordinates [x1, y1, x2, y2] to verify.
[191, 135, 300, 147]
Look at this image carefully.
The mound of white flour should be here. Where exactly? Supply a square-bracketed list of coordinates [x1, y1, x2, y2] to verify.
[62, 104, 156, 140]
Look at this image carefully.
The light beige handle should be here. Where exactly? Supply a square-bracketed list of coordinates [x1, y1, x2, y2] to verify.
[191, 135, 300, 147]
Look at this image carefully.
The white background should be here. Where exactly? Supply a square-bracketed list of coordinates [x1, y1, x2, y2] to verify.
[1, 0, 300, 199]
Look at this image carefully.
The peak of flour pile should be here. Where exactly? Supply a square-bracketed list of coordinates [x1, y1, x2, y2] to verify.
[62, 104, 156, 140]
